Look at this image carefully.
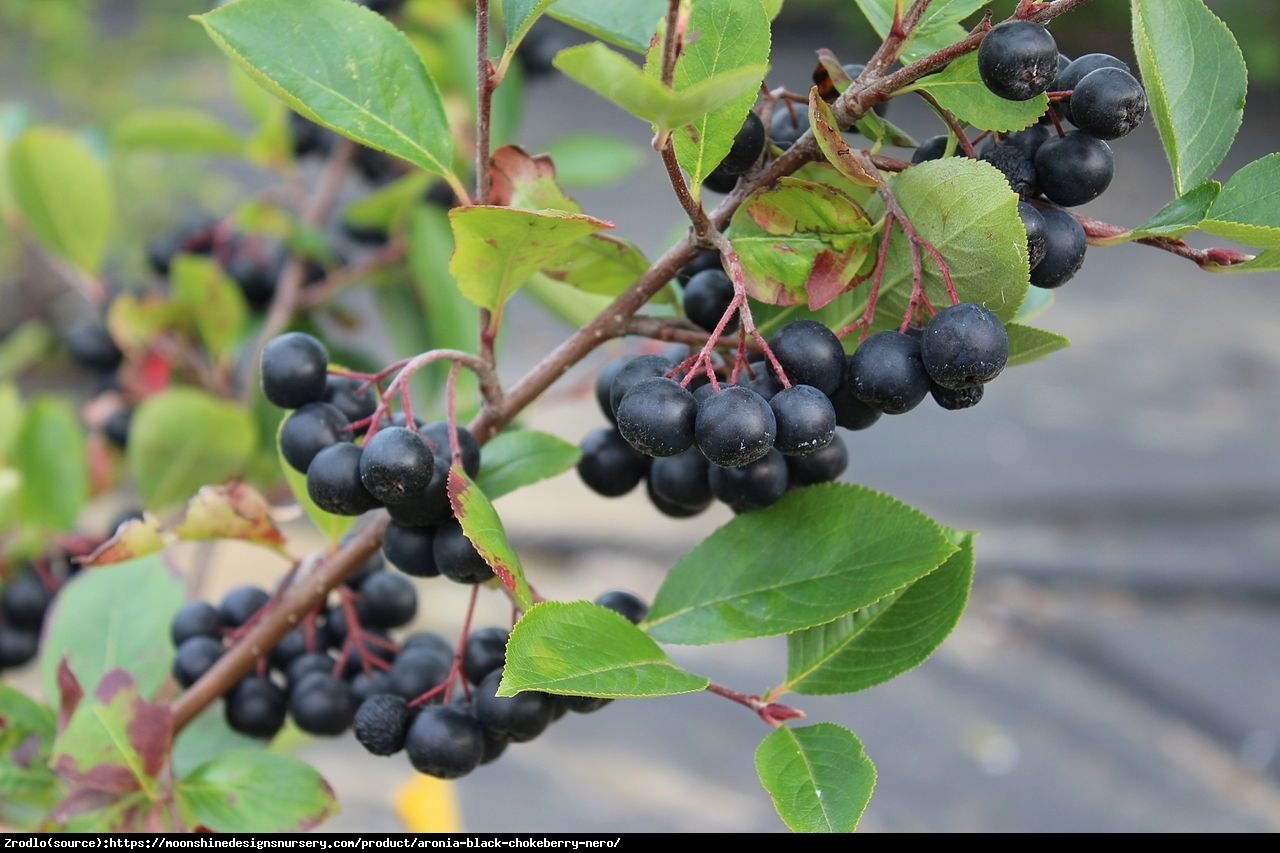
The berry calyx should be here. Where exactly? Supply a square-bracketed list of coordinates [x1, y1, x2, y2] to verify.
[307, 443, 380, 516]
[1069, 67, 1147, 140]
[682, 269, 737, 333]
[769, 385, 837, 457]
[261, 332, 328, 410]
[847, 332, 931, 415]
[977, 21, 1059, 102]
[1035, 131, 1114, 207]
[695, 385, 776, 468]
[919, 303, 1009, 389]
[353, 693, 411, 756]
[1030, 208, 1087, 289]
[708, 448, 789, 512]
[280, 402, 349, 474]
[768, 320, 846, 395]
[359, 427, 437, 504]
[931, 382, 984, 410]
[616, 377, 698, 458]
[405, 704, 485, 779]
[577, 427, 647, 497]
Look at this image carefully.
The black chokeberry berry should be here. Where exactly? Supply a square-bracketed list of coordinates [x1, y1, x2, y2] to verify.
[912, 135, 955, 164]
[977, 20, 1058, 101]
[403, 632, 453, 659]
[359, 426, 436, 504]
[405, 705, 485, 779]
[577, 427, 647, 497]
[682, 270, 737, 333]
[219, 585, 269, 628]
[354, 693, 411, 756]
[769, 385, 836, 456]
[786, 439, 848, 486]
[616, 377, 697, 458]
[733, 360, 780, 401]
[170, 601, 224, 647]
[981, 141, 1039, 199]
[286, 653, 336, 690]
[708, 449, 789, 512]
[307, 443, 380, 516]
[1055, 53, 1130, 123]
[351, 670, 395, 704]
[1019, 201, 1049, 270]
[0, 626, 38, 668]
[647, 449, 713, 517]
[595, 591, 648, 624]
[390, 649, 452, 701]
[421, 422, 481, 478]
[714, 112, 765, 176]
[288, 672, 356, 736]
[1, 573, 53, 630]
[676, 249, 722, 286]
[432, 520, 493, 585]
[474, 669, 555, 743]
[65, 323, 123, 373]
[462, 627, 509, 686]
[481, 727, 510, 764]
[829, 380, 882, 431]
[1030, 207, 1087, 289]
[1069, 67, 1147, 140]
[261, 332, 328, 409]
[225, 676, 287, 739]
[386, 457, 452, 528]
[768, 320, 846, 395]
[1035, 131, 1114, 207]
[382, 522, 440, 578]
[268, 626, 311, 671]
[847, 332, 931, 414]
[701, 167, 739, 194]
[323, 376, 378, 426]
[769, 104, 809, 150]
[280, 402, 349, 475]
[608, 354, 676, 417]
[359, 571, 418, 630]
[354, 146, 397, 185]
[289, 112, 332, 158]
[931, 382, 984, 410]
[225, 251, 279, 310]
[561, 694, 611, 714]
[694, 385, 776, 468]
[920, 303, 1009, 389]
[173, 635, 224, 687]
[102, 408, 131, 450]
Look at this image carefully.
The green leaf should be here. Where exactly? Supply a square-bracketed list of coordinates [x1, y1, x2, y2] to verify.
[912, 52, 1047, 133]
[545, 134, 644, 187]
[8, 126, 112, 273]
[170, 255, 249, 363]
[277, 418, 354, 545]
[14, 398, 87, 532]
[171, 708, 262, 779]
[196, 0, 458, 186]
[129, 389, 258, 510]
[540, 234, 652, 298]
[448, 468, 535, 610]
[0, 321, 53, 383]
[448, 205, 612, 318]
[475, 429, 581, 500]
[1201, 154, 1280, 248]
[671, 0, 771, 192]
[491, 145, 582, 213]
[342, 171, 432, 234]
[409, 205, 480, 398]
[0, 685, 59, 829]
[1012, 285, 1053, 323]
[553, 42, 768, 134]
[499, 601, 709, 698]
[502, 0, 559, 66]
[177, 750, 336, 832]
[111, 107, 242, 155]
[41, 556, 184, 701]
[522, 273, 617, 328]
[1005, 323, 1070, 366]
[784, 535, 974, 696]
[1131, 0, 1247, 196]
[729, 177, 873, 308]
[755, 723, 876, 833]
[549, 0, 667, 53]
[1093, 180, 1221, 245]
[644, 483, 957, 644]
[1205, 249, 1280, 274]
[854, 0, 990, 63]
[51, 670, 172, 800]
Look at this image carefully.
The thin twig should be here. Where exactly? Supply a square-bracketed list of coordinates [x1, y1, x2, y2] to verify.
[916, 89, 977, 158]
[295, 236, 407, 310]
[661, 142, 714, 238]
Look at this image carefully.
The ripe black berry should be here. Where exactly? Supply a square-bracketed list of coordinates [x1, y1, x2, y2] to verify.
[768, 320, 846, 395]
[403, 632, 453, 659]
[286, 653, 336, 690]
[595, 591, 649, 624]
[173, 635, 224, 687]
[1069, 67, 1147, 140]
[382, 522, 440, 578]
[359, 426, 436, 504]
[702, 167, 739, 194]
[386, 457, 452, 528]
[694, 385, 776, 468]
[577, 427, 647, 497]
[280, 402, 349, 474]
[261, 332, 328, 409]
[769, 104, 809, 150]
[676, 249, 722, 286]
[170, 601, 224, 646]
[390, 649, 452, 701]
[912, 135, 954, 164]
[1035, 131, 1114, 207]
[2, 573, 53, 629]
[225, 676, 287, 739]
[616, 377, 697, 458]
[405, 705, 485, 779]
[847, 332, 931, 414]
[354, 694, 411, 756]
[421, 422, 481, 478]
[102, 408, 131, 450]
[769, 385, 836, 456]
[561, 694, 611, 714]
[1055, 53, 1130, 123]
[981, 141, 1039, 199]
[0, 626, 38, 668]
[920, 303, 1009, 389]
[268, 626, 311, 670]
[647, 449, 713, 516]
[463, 627, 509, 685]
[714, 112, 765, 176]
[219, 585, 269, 628]
[1030, 208, 1087, 289]
[682, 270, 737, 333]
[288, 673, 356, 736]
[359, 571, 418, 629]
[608, 354, 676, 418]
[708, 449, 789, 512]
[225, 251, 279, 310]
[351, 670, 395, 704]
[733, 360, 780, 401]
[1019, 201, 1048, 270]
[432, 520, 493, 585]
[323, 376, 378, 426]
[829, 382, 882, 431]
[931, 382, 984, 410]
[65, 323, 123, 373]
[977, 20, 1058, 101]
[335, 629, 395, 676]
[474, 669, 555, 743]
[786, 439, 849, 486]
[307, 443, 380, 516]
[289, 112, 332, 158]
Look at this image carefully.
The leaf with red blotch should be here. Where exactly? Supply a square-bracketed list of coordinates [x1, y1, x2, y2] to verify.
[808, 88, 881, 189]
[80, 515, 166, 567]
[173, 482, 288, 553]
[56, 658, 84, 730]
[176, 750, 337, 832]
[51, 668, 173, 797]
[489, 145, 581, 213]
[447, 467, 535, 610]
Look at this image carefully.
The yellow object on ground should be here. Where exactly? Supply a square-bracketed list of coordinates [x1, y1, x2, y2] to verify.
[395, 774, 462, 832]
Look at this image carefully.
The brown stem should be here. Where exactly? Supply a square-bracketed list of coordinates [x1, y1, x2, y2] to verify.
[475, 0, 498, 367]
[660, 0, 682, 87]
[622, 315, 763, 351]
[1072, 212, 1255, 269]
[916, 90, 977, 158]
[294, 236, 408, 310]
[660, 142, 713, 238]
[864, 0, 936, 77]
[706, 682, 806, 727]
